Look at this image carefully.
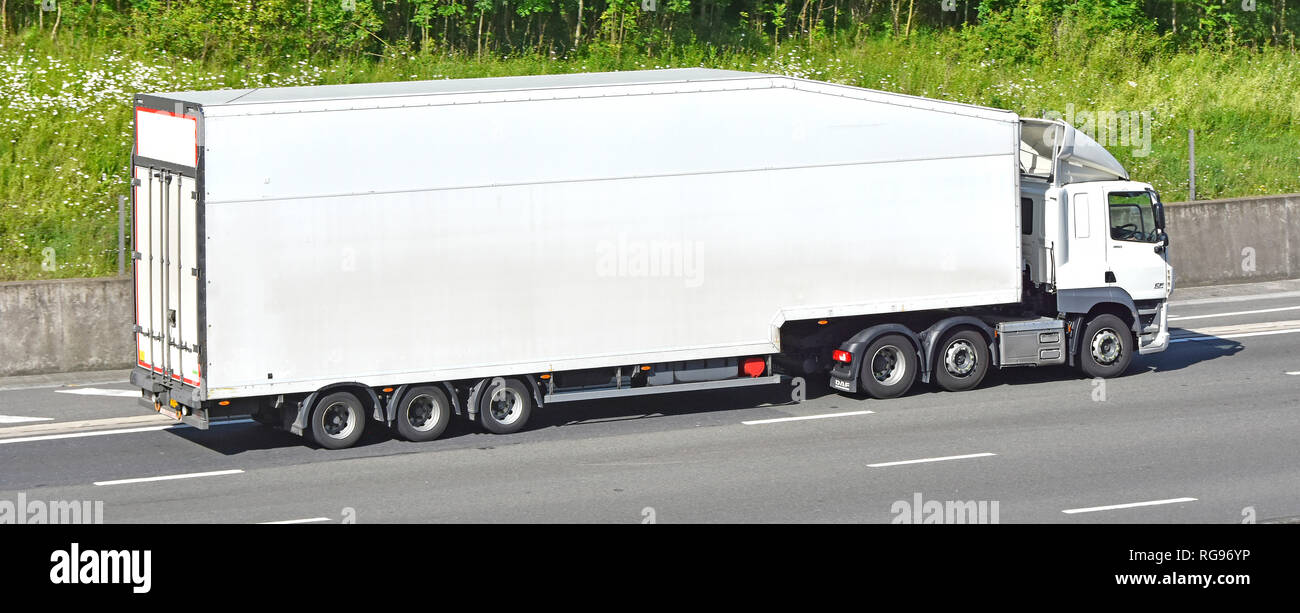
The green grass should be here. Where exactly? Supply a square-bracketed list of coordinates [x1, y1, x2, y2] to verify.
[2, 32, 1298, 281]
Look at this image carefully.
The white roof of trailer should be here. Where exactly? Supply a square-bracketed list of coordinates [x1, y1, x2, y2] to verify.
[141, 68, 1022, 125]
[145, 68, 767, 107]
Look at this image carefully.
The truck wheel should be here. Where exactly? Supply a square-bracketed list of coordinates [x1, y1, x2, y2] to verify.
[1079, 314, 1133, 378]
[478, 378, 533, 434]
[859, 334, 919, 399]
[310, 391, 367, 450]
[934, 328, 989, 392]
[396, 385, 451, 442]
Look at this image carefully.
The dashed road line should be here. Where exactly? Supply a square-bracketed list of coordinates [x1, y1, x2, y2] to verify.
[742, 410, 874, 425]
[868, 452, 997, 468]
[1062, 497, 1197, 515]
[258, 517, 332, 525]
[54, 388, 140, 398]
[94, 469, 245, 487]
[0, 415, 54, 424]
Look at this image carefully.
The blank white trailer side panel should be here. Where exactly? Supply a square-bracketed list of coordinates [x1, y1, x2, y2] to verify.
[156, 71, 1023, 398]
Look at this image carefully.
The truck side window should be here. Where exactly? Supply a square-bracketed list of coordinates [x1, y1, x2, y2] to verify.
[1021, 198, 1034, 235]
[1108, 192, 1159, 243]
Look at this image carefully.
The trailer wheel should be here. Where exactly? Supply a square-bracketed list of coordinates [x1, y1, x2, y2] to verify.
[396, 386, 451, 442]
[310, 391, 367, 450]
[859, 334, 919, 399]
[477, 378, 533, 435]
[933, 328, 990, 392]
[1079, 314, 1133, 378]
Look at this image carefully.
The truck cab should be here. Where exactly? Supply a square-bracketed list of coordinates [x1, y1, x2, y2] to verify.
[1020, 118, 1172, 362]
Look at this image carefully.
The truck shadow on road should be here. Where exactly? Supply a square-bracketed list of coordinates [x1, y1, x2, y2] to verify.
[160, 379, 837, 455]
[162, 336, 1241, 455]
[1137, 333, 1244, 373]
[919, 333, 1243, 390]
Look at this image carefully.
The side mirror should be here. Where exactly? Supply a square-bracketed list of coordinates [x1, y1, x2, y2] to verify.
[1155, 230, 1169, 253]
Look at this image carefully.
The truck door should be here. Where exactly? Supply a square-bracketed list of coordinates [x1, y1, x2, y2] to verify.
[134, 166, 202, 388]
[1053, 183, 1109, 291]
[1103, 189, 1169, 301]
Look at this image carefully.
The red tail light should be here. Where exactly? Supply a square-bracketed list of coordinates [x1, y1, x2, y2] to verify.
[832, 349, 852, 364]
[741, 357, 766, 378]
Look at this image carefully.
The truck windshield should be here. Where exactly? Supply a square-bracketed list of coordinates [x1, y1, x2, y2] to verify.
[1108, 191, 1162, 243]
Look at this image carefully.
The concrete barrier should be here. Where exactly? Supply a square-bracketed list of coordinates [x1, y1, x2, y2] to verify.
[1165, 193, 1299, 288]
[0, 193, 1296, 376]
[0, 277, 134, 377]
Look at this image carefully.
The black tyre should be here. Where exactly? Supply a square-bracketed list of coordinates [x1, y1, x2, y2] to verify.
[933, 328, 990, 392]
[396, 385, 452, 442]
[1078, 314, 1133, 378]
[478, 378, 533, 434]
[858, 334, 919, 399]
[310, 391, 367, 450]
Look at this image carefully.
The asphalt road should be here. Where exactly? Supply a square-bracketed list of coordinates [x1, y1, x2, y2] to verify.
[1, 280, 1298, 524]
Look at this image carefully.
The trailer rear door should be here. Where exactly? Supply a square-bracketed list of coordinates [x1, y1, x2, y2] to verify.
[133, 106, 202, 389]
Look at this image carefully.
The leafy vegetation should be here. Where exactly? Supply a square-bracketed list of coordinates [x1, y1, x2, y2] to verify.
[1, 1, 1297, 279]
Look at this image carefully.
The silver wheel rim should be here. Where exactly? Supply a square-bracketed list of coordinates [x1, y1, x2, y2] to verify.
[871, 345, 907, 386]
[406, 394, 442, 432]
[321, 401, 357, 439]
[944, 339, 978, 378]
[488, 387, 524, 425]
[1090, 328, 1122, 365]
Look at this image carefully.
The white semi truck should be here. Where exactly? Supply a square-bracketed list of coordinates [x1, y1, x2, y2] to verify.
[129, 68, 1172, 449]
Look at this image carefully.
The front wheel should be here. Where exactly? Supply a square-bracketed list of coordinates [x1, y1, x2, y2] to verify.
[1078, 314, 1133, 378]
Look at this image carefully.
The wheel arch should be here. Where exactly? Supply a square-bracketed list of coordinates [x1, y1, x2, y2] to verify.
[1058, 287, 1141, 366]
[466, 375, 544, 419]
[384, 382, 463, 424]
[833, 323, 924, 389]
[289, 382, 381, 437]
[919, 317, 997, 383]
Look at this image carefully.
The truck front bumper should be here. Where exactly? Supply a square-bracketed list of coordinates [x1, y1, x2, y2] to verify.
[1137, 300, 1170, 355]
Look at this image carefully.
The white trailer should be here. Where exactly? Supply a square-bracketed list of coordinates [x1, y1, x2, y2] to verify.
[130, 68, 1172, 448]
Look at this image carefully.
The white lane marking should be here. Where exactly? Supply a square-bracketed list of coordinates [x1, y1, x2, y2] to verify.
[1169, 305, 1300, 321]
[1170, 328, 1300, 343]
[1171, 289, 1300, 307]
[258, 517, 331, 525]
[1287, 371, 1300, 376]
[0, 415, 54, 424]
[742, 410, 874, 425]
[867, 452, 997, 468]
[94, 469, 245, 487]
[55, 388, 139, 398]
[1062, 497, 1197, 515]
[0, 418, 255, 445]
